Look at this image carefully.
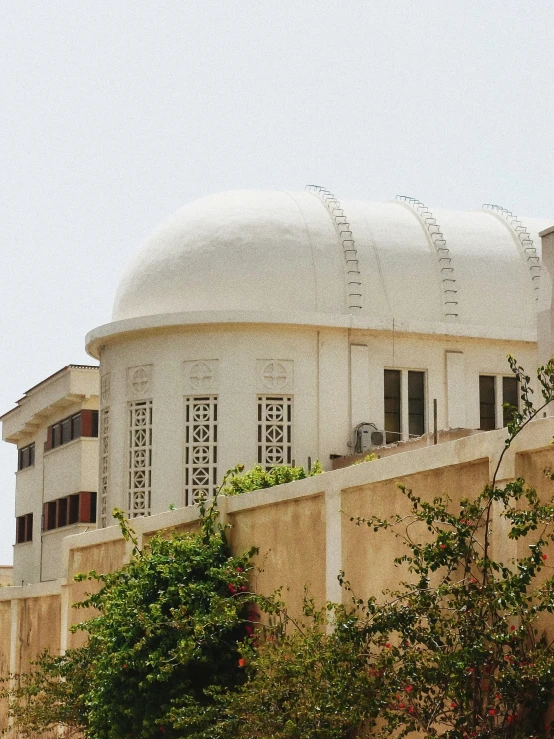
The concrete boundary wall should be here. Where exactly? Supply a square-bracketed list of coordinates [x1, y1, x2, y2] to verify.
[1, 418, 554, 734]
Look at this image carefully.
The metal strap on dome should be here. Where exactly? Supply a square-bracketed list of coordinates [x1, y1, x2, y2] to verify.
[396, 195, 458, 320]
[482, 204, 540, 300]
[305, 184, 362, 311]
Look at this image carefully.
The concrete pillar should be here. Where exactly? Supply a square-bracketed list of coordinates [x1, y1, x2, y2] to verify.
[445, 351, 466, 428]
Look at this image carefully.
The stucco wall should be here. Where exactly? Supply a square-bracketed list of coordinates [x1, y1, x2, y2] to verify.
[341, 459, 489, 603]
[229, 493, 326, 618]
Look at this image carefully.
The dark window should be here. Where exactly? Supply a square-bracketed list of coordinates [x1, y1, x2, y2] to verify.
[51, 424, 60, 449]
[44, 501, 57, 531]
[91, 411, 99, 438]
[47, 410, 97, 450]
[42, 492, 97, 531]
[502, 376, 519, 427]
[18, 443, 35, 471]
[61, 418, 71, 445]
[384, 369, 401, 444]
[408, 371, 425, 438]
[16, 513, 33, 543]
[479, 375, 496, 430]
[57, 498, 68, 528]
[71, 413, 81, 440]
[69, 494, 79, 525]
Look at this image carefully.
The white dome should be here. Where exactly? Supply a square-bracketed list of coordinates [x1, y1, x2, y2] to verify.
[112, 190, 346, 322]
[86, 190, 553, 357]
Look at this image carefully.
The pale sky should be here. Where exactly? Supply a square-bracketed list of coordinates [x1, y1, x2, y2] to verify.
[1, 0, 553, 564]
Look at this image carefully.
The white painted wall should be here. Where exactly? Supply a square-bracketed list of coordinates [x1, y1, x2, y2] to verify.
[98, 322, 538, 527]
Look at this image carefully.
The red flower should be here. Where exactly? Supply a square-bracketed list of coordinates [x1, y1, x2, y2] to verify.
[122, 664, 127, 669]
[238, 658, 246, 667]
[228, 583, 237, 594]
[440, 544, 446, 549]
[236, 567, 243, 572]
[511, 625, 516, 631]
[451, 702, 457, 708]
[405, 685, 413, 693]
[385, 642, 391, 648]
[489, 709, 496, 716]
[408, 706, 414, 714]
[543, 554, 548, 560]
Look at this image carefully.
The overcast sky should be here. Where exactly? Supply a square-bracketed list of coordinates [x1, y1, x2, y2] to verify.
[1, 0, 553, 565]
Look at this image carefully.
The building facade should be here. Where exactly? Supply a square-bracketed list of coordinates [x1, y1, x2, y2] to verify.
[1, 366, 99, 585]
[85, 190, 551, 524]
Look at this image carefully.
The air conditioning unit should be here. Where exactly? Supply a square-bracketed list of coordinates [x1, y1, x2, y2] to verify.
[354, 423, 386, 453]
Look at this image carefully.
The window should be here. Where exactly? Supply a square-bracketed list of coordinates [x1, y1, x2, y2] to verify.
[16, 513, 33, 543]
[128, 400, 152, 518]
[384, 369, 427, 444]
[408, 371, 425, 438]
[384, 370, 401, 444]
[479, 374, 519, 430]
[184, 396, 218, 507]
[61, 418, 71, 445]
[42, 492, 97, 532]
[71, 413, 81, 439]
[17, 443, 35, 471]
[479, 376, 496, 430]
[46, 410, 99, 451]
[502, 376, 519, 427]
[257, 396, 292, 469]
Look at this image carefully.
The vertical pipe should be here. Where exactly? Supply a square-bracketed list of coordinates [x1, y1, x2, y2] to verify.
[433, 399, 438, 445]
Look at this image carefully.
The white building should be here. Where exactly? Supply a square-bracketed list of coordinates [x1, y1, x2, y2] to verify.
[84, 189, 552, 525]
[1, 366, 99, 585]
[3, 187, 553, 586]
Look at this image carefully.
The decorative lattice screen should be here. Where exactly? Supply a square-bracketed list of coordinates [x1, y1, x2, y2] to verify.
[184, 396, 218, 506]
[257, 396, 292, 469]
[100, 408, 109, 527]
[128, 400, 152, 517]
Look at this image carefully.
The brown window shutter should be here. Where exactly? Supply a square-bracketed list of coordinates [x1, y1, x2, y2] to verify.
[45, 426, 53, 451]
[81, 410, 93, 437]
[79, 491, 93, 523]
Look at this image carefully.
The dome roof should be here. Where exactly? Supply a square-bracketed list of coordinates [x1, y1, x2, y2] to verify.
[87, 190, 553, 356]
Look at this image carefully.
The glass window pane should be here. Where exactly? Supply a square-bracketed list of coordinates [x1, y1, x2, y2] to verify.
[408, 371, 425, 438]
[502, 376, 518, 427]
[61, 418, 71, 445]
[71, 413, 81, 440]
[384, 369, 401, 444]
[29, 444, 35, 466]
[25, 513, 33, 542]
[479, 375, 496, 430]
